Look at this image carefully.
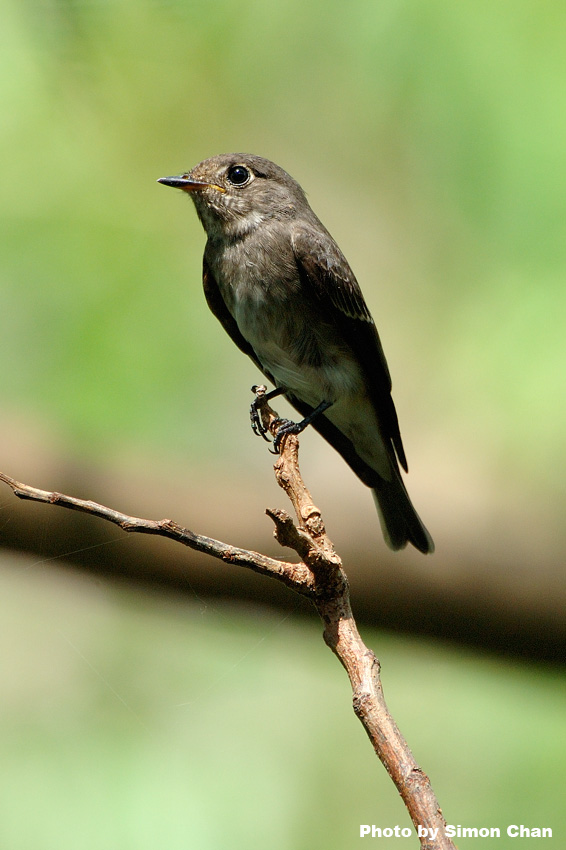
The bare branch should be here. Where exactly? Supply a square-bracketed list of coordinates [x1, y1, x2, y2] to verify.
[0, 395, 456, 849]
[0, 471, 314, 594]
[252, 388, 456, 850]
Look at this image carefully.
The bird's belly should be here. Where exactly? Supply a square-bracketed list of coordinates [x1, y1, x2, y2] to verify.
[230, 283, 390, 477]
[257, 339, 359, 403]
[256, 337, 390, 477]
[231, 286, 356, 395]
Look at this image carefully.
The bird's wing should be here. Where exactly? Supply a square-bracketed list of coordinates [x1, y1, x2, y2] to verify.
[291, 225, 407, 472]
[202, 256, 378, 484]
[202, 257, 275, 383]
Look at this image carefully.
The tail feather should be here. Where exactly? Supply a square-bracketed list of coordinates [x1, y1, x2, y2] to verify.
[372, 471, 434, 554]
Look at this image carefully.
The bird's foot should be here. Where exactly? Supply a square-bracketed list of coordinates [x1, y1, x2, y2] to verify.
[250, 385, 270, 441]
[271, 399, 334, 453]
[271, 418, 304, 454]
[250, 385, 286, 443]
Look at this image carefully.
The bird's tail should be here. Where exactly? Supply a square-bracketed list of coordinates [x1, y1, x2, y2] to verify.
[284, 395, 434, 553]
[372, 471, 434, 554]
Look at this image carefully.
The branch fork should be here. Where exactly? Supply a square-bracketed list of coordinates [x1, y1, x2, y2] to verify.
[0, 391, 456, 849]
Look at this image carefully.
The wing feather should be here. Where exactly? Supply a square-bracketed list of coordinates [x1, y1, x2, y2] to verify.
[291, 226, 407, 472]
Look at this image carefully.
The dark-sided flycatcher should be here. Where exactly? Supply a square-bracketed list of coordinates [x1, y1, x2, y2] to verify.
[158, 154, 434, 554]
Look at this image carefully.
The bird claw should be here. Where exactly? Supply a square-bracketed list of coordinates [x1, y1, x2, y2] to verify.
[250, 385, 304, 453]
[250, 385, 270, 442]
[271, 418, 302, 454]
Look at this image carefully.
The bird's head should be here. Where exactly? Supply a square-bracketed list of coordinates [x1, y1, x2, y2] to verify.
[158, 153, 308, 239]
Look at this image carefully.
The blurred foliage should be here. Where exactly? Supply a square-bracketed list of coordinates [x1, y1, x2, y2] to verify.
[1, 0, 565, 502]
[1, 554, 565, 849]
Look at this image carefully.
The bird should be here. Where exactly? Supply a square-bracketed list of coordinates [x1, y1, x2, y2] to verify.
[158, 153, 434, 554]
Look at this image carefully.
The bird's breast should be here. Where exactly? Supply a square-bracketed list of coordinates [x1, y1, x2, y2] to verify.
[211, 236, 365, 405]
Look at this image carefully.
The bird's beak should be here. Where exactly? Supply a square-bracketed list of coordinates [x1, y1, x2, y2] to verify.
[157, 175, 225, 193]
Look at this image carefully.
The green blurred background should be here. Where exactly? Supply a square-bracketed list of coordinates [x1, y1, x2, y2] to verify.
[1, 0, 565, 846]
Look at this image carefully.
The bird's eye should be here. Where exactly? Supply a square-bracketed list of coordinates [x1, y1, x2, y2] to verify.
[227, 165, 251, 186]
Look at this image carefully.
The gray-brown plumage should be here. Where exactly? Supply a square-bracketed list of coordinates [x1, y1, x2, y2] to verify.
[158, 154, 434, 554]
